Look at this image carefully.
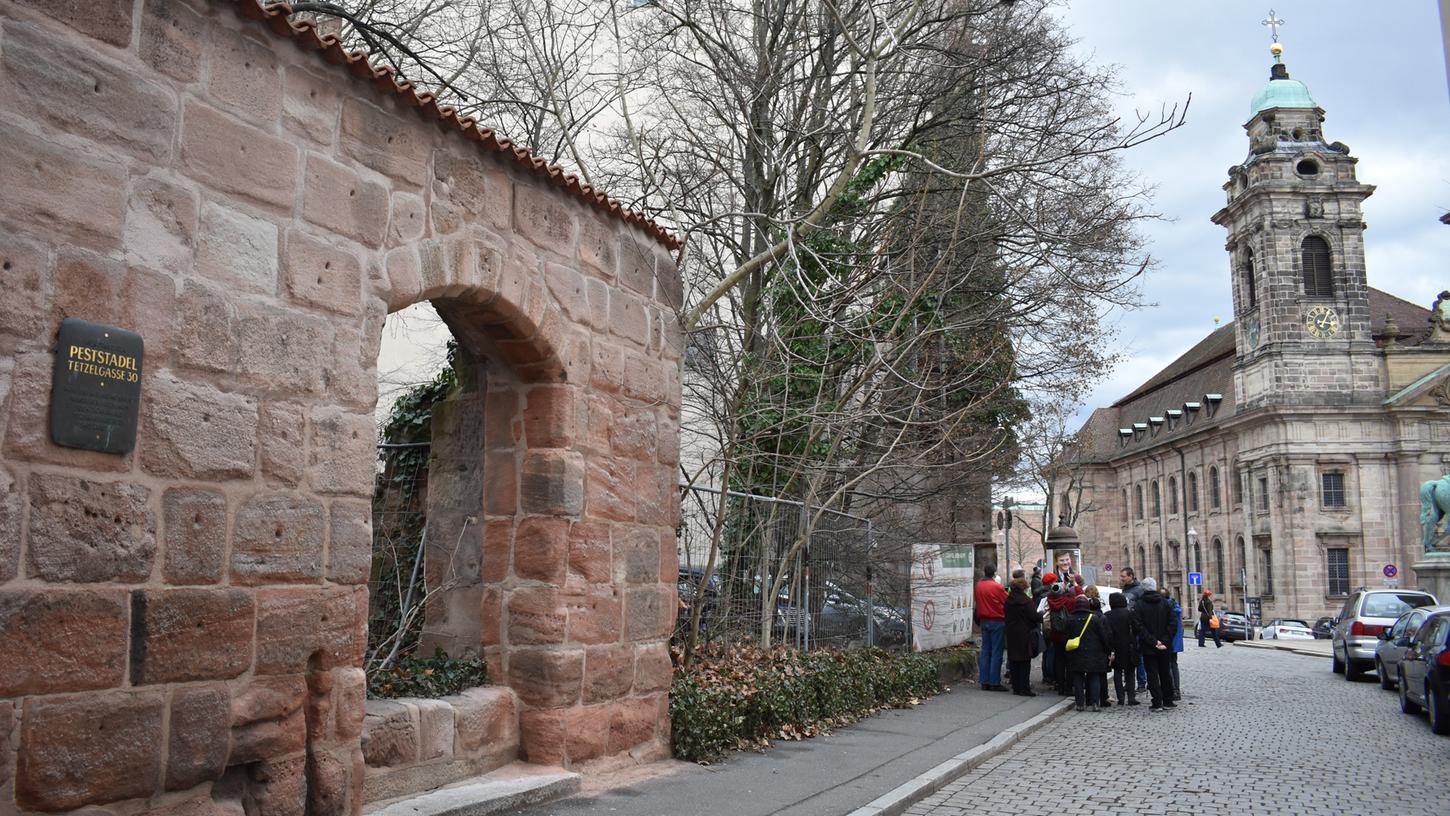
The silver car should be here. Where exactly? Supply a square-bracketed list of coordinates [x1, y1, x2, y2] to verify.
[1374, 605, 1450, 689]
[1332, 589, 1438, 681]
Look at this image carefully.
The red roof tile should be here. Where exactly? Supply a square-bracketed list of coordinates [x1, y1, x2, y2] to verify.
[236, 0, 682, 250]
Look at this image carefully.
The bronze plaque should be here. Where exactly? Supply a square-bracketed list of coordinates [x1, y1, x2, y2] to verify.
[49, 318, 144, 454]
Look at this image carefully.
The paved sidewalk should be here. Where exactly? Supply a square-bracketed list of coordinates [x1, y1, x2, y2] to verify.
[515, 679, 1064, 816]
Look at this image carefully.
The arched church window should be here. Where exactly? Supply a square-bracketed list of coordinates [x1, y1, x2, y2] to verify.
[1168, 476, 1179, 515]
[1135, 485, 1144, 520]
[1151, 480, 1161, 516]
[1301, 235, 1334, 297]
[1243, 249, 1257, 310]
[1209, 466, 1222, 509]
[1187, 471, 1199, 512]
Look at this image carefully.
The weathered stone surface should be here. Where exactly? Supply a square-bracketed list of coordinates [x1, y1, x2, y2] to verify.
[388, 191, 427, 248]
[16, 692, 164, 812]
[196, 199, 279, 295]
[167, 685, 231, 791]
[53, 249, 177, 359]
[608, 695, 659, 755]
[416, 698, 456, 762]
[0, 464, 21, 582]
[231, 675, 307, 765]
[175, 279, 238, 373]
[625, 585, 674, 641]
[283, 67, 345, 145]
[520, 450, 586, 516]
[616, 525, 661, 584]
[363, 700, 418, 768]
[236, 302, 332, 395]
[334, 667, 368, 741]
[618, 233, 657, 300]
[0, 700, 12, 788]
[11, 0, 134, 47]
[307, 407, 375, 496]
[27, 473, 155, 582]
[142, 372, 259, 480]
[562, 703, 612, 763]
[508, 586, 567, 645]
[611, 406, 657, 462]
[508, 648, 584, 708]
[523, 385, 580, 448]
[259, 402, 306, 485]
[302, 153, 390, 247]
[0, 589, 127, 696]
[567, 589, 623, 646]
[163, 487, 227, 584]
[578, 216, 618, 279]
[0, 235, 50, 345]
[140, 0, 206, 82]
[515, 181, 578, 252]
[2, 353, 130, 472]
[232, 493, 325, 584]
[181, 99, 299, 211]
[254, 586, 367, 674]
[567, 521, 612, 586]
[249, 754, 308, 816]
[0, 118, 127, 249]
[431, 149, 507, 235]
[328, 499, 373, 585]
[633, 642, 673, 694]
[206, 23, 283, 122]
[518, 708, 567, 765]
[609, 286, 649, 348]
[134, 588, 254, 684]
[340, 97, 432, 185]
[586, 457, 635, 523]
[124, 175, 198, 275]
[307, 746, 352, 816]
[0, 20, 175, 161]
[449, 687, 519, 755]
[514, 517, 569, 583]
[284, 229, 363, 315]
[584, 646, 633, 704]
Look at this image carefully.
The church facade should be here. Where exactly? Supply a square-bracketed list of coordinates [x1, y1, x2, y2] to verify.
[1054, 47, 1450, 624]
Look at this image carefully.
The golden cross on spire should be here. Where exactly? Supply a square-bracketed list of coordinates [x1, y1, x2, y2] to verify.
[1262, 9, 1285, 43]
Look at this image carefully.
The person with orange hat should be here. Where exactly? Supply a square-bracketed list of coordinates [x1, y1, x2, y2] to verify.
[1197, 589, 1222, 648]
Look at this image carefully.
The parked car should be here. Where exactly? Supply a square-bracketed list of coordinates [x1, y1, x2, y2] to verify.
[1312, 616, 1335, 639]
[1197, 610, 1253, 642]
[1260, 618, 1315, 640]
[1376, 606, 1450, 690]
[816, 583, 909, 648]
[1332, 588, 1439, 680]
[1396, 609, 1450, 734]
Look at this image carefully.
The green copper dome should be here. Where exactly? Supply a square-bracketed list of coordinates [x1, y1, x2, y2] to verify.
[1249, 77, 1317, 118]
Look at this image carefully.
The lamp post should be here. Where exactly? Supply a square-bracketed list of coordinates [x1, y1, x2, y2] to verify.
[1187, 527, 1198, 631]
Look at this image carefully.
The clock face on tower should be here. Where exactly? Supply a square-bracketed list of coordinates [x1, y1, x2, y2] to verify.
[1243, 315, 1261, 349]
[1304, 305, 1341, 338]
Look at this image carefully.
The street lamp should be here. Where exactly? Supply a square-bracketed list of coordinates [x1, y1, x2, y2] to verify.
[1187, 527, 1198, 605]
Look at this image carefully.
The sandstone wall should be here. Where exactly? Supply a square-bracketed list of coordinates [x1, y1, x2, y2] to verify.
[0, 0, 683, 812]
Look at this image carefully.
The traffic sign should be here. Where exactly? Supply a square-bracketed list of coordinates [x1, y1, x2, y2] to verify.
[1188, 571, 1202, 586]
[1103, 562, 1113, 573]
[1384, 564, 1398, 578]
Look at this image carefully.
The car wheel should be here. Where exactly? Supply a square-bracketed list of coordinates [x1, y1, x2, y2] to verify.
[1345, 656, 1363, 681]
[1431, 682, 1450, 735]
[1332, 646, 1345, 674]
[1400, 668, 1422, 715]
[1379, 659, 1395, 690]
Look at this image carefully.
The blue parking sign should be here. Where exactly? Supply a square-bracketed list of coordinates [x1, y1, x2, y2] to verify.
[1188, 571, 1202, 586]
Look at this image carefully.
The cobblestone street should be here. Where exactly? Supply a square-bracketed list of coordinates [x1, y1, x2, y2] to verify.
[905, 643, 1447, 816]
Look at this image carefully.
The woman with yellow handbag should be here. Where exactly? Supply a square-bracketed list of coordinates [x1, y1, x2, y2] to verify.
[1197, 589, 1223, 648]
[1064, 595, 1112, 712]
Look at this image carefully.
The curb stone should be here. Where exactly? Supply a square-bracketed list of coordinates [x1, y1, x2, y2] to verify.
[845, 699, 1073, 816]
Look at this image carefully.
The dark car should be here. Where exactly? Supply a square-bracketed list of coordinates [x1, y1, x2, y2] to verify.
[1397, 609, 1450, 735]
[1312, 616, 1334, 639]
[816, 583, 909, 648]
[1376, 606, 1450, 690]
[1197, 610, 1253, 642]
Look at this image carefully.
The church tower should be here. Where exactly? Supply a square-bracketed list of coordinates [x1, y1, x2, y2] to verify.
[1212, 37, 1381, 410]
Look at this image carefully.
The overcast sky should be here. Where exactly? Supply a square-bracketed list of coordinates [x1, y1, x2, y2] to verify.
[1054, 1, 1450, 424]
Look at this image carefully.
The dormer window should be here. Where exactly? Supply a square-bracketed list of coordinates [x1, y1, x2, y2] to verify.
[1302, 235, 1334, 297]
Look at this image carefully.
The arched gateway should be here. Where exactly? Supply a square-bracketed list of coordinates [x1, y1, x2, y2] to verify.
[0, 1, 683, 812]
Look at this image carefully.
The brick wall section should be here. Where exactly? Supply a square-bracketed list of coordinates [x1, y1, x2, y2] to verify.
[0, 1, 682, 813]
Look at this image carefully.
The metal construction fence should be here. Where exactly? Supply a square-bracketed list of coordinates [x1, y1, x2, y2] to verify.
[676, 484, 912, 651]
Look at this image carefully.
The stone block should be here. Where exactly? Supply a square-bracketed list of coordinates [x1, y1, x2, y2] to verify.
[563, 704, 612, 763]
[302, 153, 391, 247]
[586, 457, 635, 523]
[362, 700, 418, 768]
[236, 301, 332, 394]
[589, 342, 624, 394]
[124, 175, 198, 276]
[518, 708, 566, 765]
[283, 66, 344, 145]
[196, 199, 279, 294]
[259, 401, 306, 485]
[583, 645, 633, 705]
[142, 372, 259, 480]
[140, 0, 206, 82]
[609, 286, 650, 348]
[514, 516, 569, 583]
[482, 452, 519, 515]
[508, 648, 584, 708]
[617, 233, 657, 299]
[308, 747, 353, 816]
[1, 353, 129, 472]
[621, 351, 666, 403]
[610, 406, 657, 462]
[181, 99, 299, 211]
[514, 181, 578, 253]
[162, 488, 226, 584]
[249, 754, 308, 816]
[567, 590, 623, 647]
[10, 0, 134, 46]
[484, 387, 520, 449]
[53, 249, 178, 359]
[174, 279, 238, 373]
[431, 148, 501, 235]
[633, 642, 673, 694]
[449, 686, 519, 755]
[0, 589, 127, 696]
[607, 695, 659, 755]
[16, 691, 165, 811]
[232, 493, 325, 584]
[27, 473, 155, 582]
[308, 407, 376, 496]
[0, 700, 11, 789]
[328, 499, 373, 585]
[636, 462, 679, 528]
[0, 19, 175, 161]
[0, 118, 127, 249]
[230, 675, 307, 765]
[507, 585, 567, 645]
[522, 384, 580, 448]
[0, 235, 50, 345]
[520, 450, 586, 516]
[567, 521, 612, 586]
[167, 685, 231, 791]
[0, 465, 19, 582]
[283, 229, 363, 315]
[655, 249, 683, 310]
[543, 262, 590, 325]
[334, 667, 368, 741]
[578, 216, 618, 279]
[340, 97, 432, 185]
[384, 245, 423, 310]
[206, 23, 282, 122]
[416, 699, 456, 762]
[254, 586, 367, 675]
[388, 191, 427, 247]
[586, 277, 611, 331]
[657, 411, 681, 465]
[624, 585, 673, 641]
[134, 588, 254, 684]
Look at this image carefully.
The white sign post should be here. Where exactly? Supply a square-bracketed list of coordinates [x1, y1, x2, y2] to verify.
[911, 543, 975, 651]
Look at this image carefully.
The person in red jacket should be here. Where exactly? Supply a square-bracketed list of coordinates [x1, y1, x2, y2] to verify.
[974, 563, 1009, 691]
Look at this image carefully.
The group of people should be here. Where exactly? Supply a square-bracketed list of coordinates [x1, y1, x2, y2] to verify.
[975, 553, 1198, 713]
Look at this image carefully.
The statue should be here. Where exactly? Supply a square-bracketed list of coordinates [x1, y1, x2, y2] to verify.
[1421, 475, 1450, 554]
